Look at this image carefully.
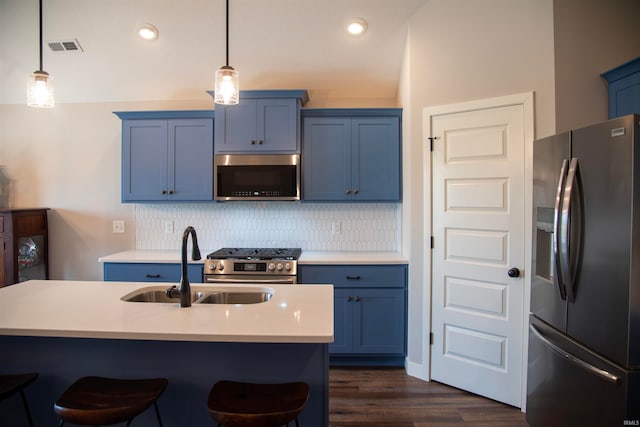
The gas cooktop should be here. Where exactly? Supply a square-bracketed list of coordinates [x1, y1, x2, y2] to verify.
[206, 248, 302, 260]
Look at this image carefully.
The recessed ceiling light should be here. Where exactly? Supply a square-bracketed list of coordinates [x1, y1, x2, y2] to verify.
[138, 24, 159, 41]
[346, 18, 368, 36]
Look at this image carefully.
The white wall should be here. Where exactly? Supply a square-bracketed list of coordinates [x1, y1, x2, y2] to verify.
[553, 0, 640, 132]
[401, 0, 556, 378]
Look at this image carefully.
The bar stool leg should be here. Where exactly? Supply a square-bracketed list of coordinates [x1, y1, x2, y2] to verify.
[18, 390, 35, 427]
[153, 401, 164, 427]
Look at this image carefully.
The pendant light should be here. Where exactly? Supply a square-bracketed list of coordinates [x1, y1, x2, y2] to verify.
[214, 0, 239, 105]
[27, 0, 54, 108]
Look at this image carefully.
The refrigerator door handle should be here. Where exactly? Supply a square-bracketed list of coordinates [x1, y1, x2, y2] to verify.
[560, 158, 583, 302]
[553, 159, 569, 300]
[529, 324, 620, 384]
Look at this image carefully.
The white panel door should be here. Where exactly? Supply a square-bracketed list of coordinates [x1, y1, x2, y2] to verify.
[431, 104, 525, 407]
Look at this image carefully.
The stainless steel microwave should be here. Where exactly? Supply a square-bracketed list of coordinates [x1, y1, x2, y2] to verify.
[214, 154, 300, 201]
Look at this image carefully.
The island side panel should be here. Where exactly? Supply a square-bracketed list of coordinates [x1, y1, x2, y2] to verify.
[0, 336, 329, 427]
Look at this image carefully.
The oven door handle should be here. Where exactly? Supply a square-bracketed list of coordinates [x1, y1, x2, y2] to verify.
[205, 277, 295, 285]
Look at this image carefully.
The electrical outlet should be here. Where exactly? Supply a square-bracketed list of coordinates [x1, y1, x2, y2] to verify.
[331, 221, 342, 235]
[112, 220, 125, 233]
[165, 220, 174, 233]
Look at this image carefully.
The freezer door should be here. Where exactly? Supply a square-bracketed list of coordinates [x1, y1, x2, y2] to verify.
[531, 132, 570, 331]
[526, 315, 636, 426]
[568, 115, 635, 367]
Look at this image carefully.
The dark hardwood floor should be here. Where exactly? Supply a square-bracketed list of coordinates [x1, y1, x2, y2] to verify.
[329, 367, 528, 426]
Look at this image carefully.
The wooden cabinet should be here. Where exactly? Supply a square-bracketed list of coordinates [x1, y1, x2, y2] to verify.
[103, 262, 203, 283]
[114, 110, 214, 202]
[302, 109, 402, 201]
[211, 90, 308, 153]
[602, 57, 640, 119]
[0, 208, 49, 287]
[298, 264, 407, 366]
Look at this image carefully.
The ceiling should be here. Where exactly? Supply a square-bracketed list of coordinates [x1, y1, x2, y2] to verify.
[0, 0, 427, 105]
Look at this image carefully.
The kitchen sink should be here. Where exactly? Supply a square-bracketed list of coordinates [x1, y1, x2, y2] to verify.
[120, 287, 206, 303]
[197, 291, 272, 305]
[120, 286, 272, 305]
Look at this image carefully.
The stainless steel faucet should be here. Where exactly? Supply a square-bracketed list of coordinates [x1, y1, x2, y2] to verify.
[165, 226, 201, 307]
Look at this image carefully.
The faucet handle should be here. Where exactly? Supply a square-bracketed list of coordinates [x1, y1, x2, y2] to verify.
[165, 285, 179, 299]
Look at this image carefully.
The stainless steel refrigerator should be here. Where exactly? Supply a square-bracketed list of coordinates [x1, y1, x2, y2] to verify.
[527, 114, 640, 426]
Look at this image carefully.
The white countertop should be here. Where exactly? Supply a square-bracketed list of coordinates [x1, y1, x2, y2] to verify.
[99, 250, 408, 265]
[0, 280, 333, 344]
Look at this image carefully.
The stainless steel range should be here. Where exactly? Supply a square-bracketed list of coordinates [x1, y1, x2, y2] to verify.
[204, 248, 302, 284]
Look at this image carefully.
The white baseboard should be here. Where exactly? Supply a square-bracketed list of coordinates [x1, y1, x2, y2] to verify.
[405, 358, 429, 381]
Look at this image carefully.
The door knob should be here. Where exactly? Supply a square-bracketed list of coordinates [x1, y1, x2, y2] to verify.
[507, 268, 520, 278]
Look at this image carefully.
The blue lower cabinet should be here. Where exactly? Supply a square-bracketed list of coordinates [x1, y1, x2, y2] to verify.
[103, 262, 204, 283]
[298, 264, 407, 366]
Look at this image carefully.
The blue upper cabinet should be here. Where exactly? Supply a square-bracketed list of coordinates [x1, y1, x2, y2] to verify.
[115, 111, 214, 202]
[210, 90, 309, 153]
[302, 109, 402, 202]
[602, 57, 640, 119]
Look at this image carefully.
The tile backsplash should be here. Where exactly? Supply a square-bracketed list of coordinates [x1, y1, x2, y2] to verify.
[135, 202, 400, 251]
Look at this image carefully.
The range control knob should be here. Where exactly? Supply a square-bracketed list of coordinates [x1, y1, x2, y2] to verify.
[276, 263, 284, 271]
[268, 263, 276, 271]
[208, 263, 216, 271]
[217, 263, 224, 271]
[284, 263, 292, 271]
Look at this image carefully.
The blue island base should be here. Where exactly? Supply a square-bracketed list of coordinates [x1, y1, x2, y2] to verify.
[0, 336, 329, 427]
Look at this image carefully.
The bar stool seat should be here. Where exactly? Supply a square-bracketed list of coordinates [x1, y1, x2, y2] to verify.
[54, 376, 168, 426]
[207, 380, 309, 427]
[0, 372, 38, 427]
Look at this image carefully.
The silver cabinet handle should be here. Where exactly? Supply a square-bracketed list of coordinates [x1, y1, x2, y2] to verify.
[353, 189, 359, 194]
[529, 324, 619, 383]
[345, 189, 351, 194]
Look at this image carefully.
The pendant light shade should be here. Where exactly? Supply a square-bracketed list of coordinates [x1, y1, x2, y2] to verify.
[27, 71, 54, 108]
[27, 0, 54, 108]
[214, 0, 239, 105]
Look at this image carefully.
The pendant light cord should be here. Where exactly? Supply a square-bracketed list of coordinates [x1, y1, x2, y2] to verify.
[38, 0, 44, 72]
[225, 0, 229, 67]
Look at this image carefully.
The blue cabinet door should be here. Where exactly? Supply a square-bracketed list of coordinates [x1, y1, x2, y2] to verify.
[602, 57, 640, 119]
[121, 116, 213, 202]
[607, 73, 640, 118]
[352, 288, 405, 354]
[215, 100, 258, 152]
[215, 98, 299, 152]
[352, 118, 401, 201]
[258, 98, 298, 151]
[169, 119, 214, 200]
[331, 289, 352, 353]
[302, 118, 351, 200]
[122, 120, 168, 201]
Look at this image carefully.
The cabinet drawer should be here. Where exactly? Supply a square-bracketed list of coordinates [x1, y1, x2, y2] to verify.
[103, 263, 204, 283]
[298, 264, 406, 288]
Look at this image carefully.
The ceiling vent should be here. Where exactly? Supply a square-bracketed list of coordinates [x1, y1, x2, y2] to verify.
[47, 39, 83, 52]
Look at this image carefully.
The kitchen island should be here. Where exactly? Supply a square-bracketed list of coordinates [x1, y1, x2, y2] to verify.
[0, 280, 333, 426]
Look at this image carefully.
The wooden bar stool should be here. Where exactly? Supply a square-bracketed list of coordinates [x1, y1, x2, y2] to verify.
[0, 372, 38, 427]
[207, 380, 309, 427]
[54, 376, 168, 426]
